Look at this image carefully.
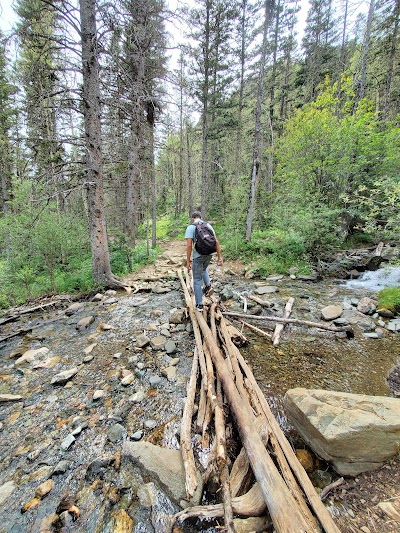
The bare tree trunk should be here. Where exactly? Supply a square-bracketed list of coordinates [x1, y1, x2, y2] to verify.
[124, 119, 141, 247]
[79, 0, 122, 287]
[186, 123, 194, 216]
[383, 0, 400, 117]
[245, 0, 272, 241]
[358, 0, 375, 101]
[201, 1, 211, 217]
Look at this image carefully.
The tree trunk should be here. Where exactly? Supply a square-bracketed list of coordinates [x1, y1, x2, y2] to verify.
[359, 0, 375, 101]
[79, 0, 122, 287]
[245, 0, 271, 241]
[383, 0, 400, 117]
[201, 1, 211, 217]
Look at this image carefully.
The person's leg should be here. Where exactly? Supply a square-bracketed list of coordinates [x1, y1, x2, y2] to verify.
[201, 255, 212, 287]
[192, 257, 203, 306]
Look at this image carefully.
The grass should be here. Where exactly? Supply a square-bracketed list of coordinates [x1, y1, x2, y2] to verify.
[377, 286, 400, 312]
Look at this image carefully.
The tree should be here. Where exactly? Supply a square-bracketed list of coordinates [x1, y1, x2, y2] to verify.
[79, 0, 124, 287]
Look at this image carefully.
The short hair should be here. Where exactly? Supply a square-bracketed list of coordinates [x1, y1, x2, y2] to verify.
[191, 211, 202, 219]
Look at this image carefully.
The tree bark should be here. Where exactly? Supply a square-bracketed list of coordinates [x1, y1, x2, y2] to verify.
[79, 0, 122, 287]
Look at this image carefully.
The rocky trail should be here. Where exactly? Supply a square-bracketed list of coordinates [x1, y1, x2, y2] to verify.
[0, 239, 400, 532]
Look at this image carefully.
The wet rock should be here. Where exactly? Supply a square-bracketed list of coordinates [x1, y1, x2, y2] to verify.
[128, 389, 146, 403]
[255, 285, 279, 295]
[321, 305, 343, 321]
[131, 430, 143, 441]
[285, 388, 400, 475]
[52, 460, 71, 476]
[149, 375, 162, 387]
[76, 316, 95, 330]
[51, 367, 79, 385]
[15, 347, 50, 366]
[121, 373, 135, 386]
[165, 341, 177, 354]
[0, 394, 23, 402]
[65, 302, 84, 316]
[61, 434, 76, 451]
[35, 479, 54, 498]
[123, 441, 203, 506]
[136, 334, 150, 348]
[93, 390, 106, 400]
[0, 481, 16, 505]
[357, 297, 377, 315]
[150, 336, 166, 350]
[107, 423, 127, 443]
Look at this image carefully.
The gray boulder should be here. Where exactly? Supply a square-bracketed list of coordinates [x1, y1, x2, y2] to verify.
[123, 441, 203, 507]
[321, 305, 343, 321]
[357, 297, 377, 315]
[284, 388, 400, 476]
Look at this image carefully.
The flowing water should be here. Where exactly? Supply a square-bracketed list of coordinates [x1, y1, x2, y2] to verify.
[0, 266, 399, 532]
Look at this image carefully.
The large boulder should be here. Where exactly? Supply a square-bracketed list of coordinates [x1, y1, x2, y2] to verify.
[123, 441, 203, 507]
[284, 388, 400, 476]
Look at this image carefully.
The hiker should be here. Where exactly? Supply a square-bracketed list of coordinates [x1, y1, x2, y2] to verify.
[185, 211, 223, 310]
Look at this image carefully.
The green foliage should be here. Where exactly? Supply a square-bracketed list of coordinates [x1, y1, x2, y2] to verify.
[153, 213, 188, 241]
[377, 286, 400, 312]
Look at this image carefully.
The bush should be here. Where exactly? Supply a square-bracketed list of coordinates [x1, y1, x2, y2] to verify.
[377, 286, 400, 312]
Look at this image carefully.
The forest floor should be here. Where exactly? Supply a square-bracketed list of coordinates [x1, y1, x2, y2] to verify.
[126, 238, 400, 533]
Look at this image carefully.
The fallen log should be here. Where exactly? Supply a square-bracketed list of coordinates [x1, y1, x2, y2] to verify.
[248, 295, 272, 307]
[223, 311, 354, 337]
[272, 297, 295, 346]
[194, 310, 314, 532]
[240, 320, 272, 340]
[174, 482, 267, 523]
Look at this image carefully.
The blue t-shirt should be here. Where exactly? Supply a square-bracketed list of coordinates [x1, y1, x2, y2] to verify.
[185, 220, 215, 259]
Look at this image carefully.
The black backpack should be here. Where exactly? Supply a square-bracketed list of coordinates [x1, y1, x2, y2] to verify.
[193, 222, 217, 255]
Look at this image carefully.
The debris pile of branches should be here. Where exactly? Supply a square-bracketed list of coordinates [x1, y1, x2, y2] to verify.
[175, 269, 340, 533]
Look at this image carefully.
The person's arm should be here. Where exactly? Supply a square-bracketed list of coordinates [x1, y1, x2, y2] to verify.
[215, 238, 223, 266]
[186, 238, 193, 271]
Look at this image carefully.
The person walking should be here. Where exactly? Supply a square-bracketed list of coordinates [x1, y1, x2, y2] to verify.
[185, 211, 223, 310]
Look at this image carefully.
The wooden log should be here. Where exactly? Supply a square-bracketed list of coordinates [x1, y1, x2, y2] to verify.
[194, 311, 314, 533]
[248, 294, 272, 307]
[180, 346, 200, 499]
[174, 482, 267, 524]
[272, 297, 294, 346]
[223, 311, 354, 337]
[234, 349, 341, 533]
[215, 378, 234, 532]
[240, 320, 272, 340]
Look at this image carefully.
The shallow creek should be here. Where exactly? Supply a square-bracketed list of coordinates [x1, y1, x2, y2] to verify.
[0, 268, 399, 532]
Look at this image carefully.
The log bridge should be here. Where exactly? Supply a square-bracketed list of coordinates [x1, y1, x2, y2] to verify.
[175, 269, 341, 533]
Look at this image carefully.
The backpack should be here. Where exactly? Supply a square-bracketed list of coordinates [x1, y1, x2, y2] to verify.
[193, 222, 217, 255]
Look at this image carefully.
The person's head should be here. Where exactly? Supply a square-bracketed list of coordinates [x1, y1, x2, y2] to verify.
[191, 211, 202, 221]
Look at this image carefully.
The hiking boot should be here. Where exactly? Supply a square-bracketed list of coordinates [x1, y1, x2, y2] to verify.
[195, 304, 204, 311]
[203, 285, 214, 297]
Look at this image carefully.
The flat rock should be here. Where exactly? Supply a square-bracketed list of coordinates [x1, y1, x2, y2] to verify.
[321, 305, 343, 321]
[284, 388, 400, 475]
[15, 347, 50, 366]
[0, 394, 23, 402]
[51, 367, 79, 385]
[0, 481, 16, 505]
[150, 336, 166, 350]
[136, 334, 150, 348]
[76, 316, 95, 330]
[123, 441, 203, 506]
[255, 285, 279, 295]
[65, 302, 84, 316]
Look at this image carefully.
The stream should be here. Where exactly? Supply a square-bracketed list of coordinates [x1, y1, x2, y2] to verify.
[0, 265, 399, 532]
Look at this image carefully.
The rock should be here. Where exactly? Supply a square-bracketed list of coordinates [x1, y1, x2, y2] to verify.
[35, 479, 54, 499]
[377, 308, 395, 318]
[149, 375, 162, 387]
[169, 309, 186, 324]
[284, 388, 400, 475]
[233, 516, 271, 533]
[357, 297, 377, 315]
[295, 449, 316, 472]
[111, 509, 133, 532]
[144, 419, 157, 429]
[121, 373, 135, 386]
[61, 434, 76, 451]
[221, 287, 234, 301]
[123, 441, 203, 505]
[131, 430, 143, 441]
[255, 285, 279, 295]
[92, 293, 104, 301]
[164, 341, 177, 354]
[52, 460, 71, 476]
[93, 390, 106, 400]
[107, 424, 127, 443]
[15, 347, 50, 366]
[65, 302, 84, 316]
[98, 322, 116, 330]
[21, 497, 40, 513]
[321, 305, 343, 321]
[161, 366, 177, 381]
[342, 309, 376, 331]
[51, 367, 79, 385]
[0, 481, 16, 505]
[0, 394, 23, 402]
[150, 336, 166, 350]
[103, 297, 118, 305]
[136, 334, 150, 348]
[83, 343, 97, 354]
[129, 389, 146, 403]
[76, 316, 95, 330]
[105, 289, 117, 296]
[386, 319, 400, 332]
